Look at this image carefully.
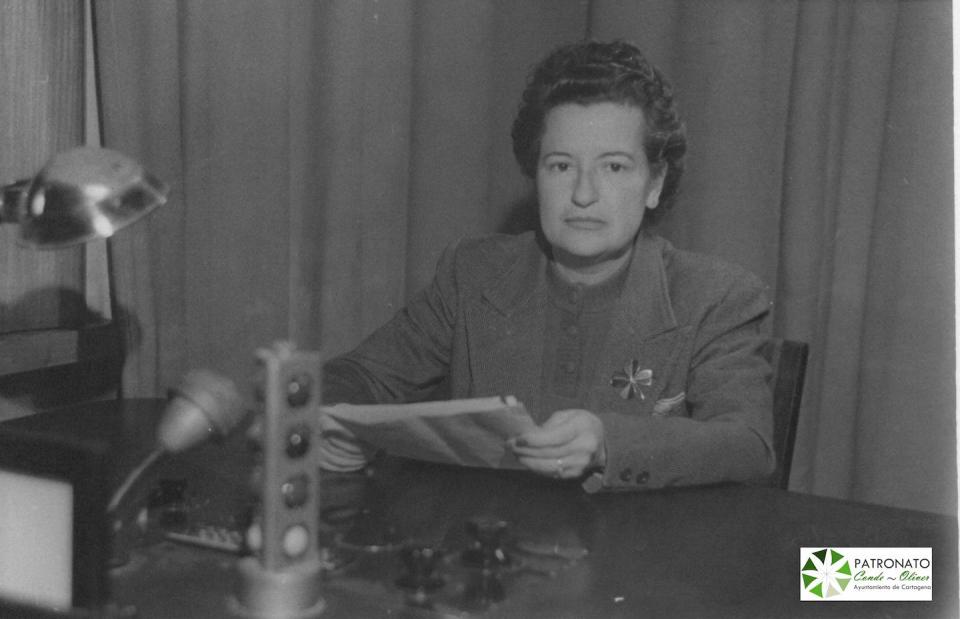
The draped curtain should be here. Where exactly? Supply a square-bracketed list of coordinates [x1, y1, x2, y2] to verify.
[93, 0, 954, 514]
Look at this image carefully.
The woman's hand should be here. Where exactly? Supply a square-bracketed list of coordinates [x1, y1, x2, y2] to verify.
[508, 409, 606, 479]
[318, 412, 369, 472]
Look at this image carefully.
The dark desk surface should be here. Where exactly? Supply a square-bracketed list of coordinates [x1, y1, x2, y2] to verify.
[4, 399, 958, 619]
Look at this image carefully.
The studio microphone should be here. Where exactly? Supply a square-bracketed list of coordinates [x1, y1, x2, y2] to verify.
[156, 369, 247, 453]
[108, 369, 248, 514]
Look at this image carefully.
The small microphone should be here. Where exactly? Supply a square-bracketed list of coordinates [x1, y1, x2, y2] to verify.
[156, 369, 247, 453]
[108, 370, 247, 515]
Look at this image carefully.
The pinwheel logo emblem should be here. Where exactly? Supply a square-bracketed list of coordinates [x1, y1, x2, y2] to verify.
[801, 548, 852, 598]
[610, 360, 652, 400]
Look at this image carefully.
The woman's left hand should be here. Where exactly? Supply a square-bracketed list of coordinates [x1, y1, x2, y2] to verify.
[508, 409, 606, 479]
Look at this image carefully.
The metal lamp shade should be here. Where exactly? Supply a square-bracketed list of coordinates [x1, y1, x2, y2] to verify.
[11, 147, 168, 249]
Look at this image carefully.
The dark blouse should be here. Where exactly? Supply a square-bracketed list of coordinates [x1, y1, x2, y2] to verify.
[539, 260, 628, 424]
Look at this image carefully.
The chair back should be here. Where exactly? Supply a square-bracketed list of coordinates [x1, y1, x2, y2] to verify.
[762, 338, 809, 489]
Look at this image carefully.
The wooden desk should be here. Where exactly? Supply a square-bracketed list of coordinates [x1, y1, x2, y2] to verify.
[4, 399, 957, 618]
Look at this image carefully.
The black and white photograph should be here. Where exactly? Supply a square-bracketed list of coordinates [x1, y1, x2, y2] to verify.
[0, 1, 954, 617]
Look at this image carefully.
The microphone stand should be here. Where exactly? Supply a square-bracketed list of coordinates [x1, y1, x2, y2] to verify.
[105, 446, 169, 570]
[107, 447, 166, 515]
[105, 370, 246, 568]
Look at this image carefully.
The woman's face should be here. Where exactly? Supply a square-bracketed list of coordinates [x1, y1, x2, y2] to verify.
[537, 102, 664, 274]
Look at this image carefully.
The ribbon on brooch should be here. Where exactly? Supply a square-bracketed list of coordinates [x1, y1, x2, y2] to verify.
[610, 360, 653, 400]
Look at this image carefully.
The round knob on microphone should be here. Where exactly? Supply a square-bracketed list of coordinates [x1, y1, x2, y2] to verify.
[156, 369, 246, 453]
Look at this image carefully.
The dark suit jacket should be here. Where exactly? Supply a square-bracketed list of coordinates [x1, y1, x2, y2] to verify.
[325, 231, 775, 491]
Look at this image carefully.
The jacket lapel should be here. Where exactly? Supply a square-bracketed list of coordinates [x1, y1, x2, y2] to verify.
[465, 236, 548, 417]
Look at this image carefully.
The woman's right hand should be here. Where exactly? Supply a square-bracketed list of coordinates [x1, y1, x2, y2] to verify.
[318, 411, 369, 472]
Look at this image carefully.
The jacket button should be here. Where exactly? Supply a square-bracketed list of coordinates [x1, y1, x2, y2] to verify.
[618, 468, 633, 482]
[635, 471, 650, 485]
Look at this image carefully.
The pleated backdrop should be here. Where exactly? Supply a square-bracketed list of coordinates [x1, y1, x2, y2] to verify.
[90, 0, 953, 514]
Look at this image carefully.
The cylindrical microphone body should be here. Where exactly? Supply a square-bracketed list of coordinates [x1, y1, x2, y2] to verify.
[156, 369, 246, 453]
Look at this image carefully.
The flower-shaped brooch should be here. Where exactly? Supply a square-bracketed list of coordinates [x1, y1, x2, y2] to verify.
[610, 360, 653, 400]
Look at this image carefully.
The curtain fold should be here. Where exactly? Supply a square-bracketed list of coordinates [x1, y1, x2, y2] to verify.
[93, 0, 954, 513]
[850, 2, 954, 510]
[313, 0, 416, 356]
[94, 0, 183, 394]
[1, 1, 86, 333]
[787, 1, 901, 503]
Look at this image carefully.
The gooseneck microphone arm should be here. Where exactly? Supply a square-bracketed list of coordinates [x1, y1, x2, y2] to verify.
[107, 370, 247, 518]
[107, 448, 165, 514]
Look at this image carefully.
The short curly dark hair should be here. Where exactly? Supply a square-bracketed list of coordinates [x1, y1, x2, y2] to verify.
[511, 40, 686, 223]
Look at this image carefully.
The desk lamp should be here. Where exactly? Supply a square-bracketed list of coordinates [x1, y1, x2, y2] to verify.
[0, 146, 167, 248]
[0, 146, 167, 617]
[2, 153, 327, 617]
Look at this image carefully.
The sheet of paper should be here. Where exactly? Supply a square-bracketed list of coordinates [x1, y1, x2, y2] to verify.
[321, 397, 536, 469]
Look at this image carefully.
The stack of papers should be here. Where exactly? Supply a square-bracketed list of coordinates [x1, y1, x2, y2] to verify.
[321, 396, 535, 469]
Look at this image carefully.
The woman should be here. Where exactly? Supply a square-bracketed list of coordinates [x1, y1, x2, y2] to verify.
[321, 40, 774, 491]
